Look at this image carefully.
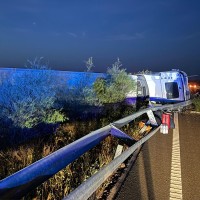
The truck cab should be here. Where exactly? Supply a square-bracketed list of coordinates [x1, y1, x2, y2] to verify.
[137, 70, 190, 104]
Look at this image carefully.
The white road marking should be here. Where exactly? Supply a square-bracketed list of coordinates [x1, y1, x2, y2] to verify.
[170, 112, 182, 200]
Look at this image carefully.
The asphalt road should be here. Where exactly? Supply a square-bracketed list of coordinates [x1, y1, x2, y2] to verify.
[115, 113, 200, 200]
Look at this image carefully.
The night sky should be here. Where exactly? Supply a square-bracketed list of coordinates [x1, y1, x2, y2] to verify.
[0, 0, 200, 76]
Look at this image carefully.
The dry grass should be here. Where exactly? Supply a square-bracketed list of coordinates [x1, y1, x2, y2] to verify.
[0, 106, 141, 199]
[0, 120, 119, 199]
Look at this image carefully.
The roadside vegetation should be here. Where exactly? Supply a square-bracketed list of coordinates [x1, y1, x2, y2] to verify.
[1, 109, 144, 199]
[0, 58, 65, 129]
[0, 57, 141, 199]
[192, 96, 200, 112]
[136, 69, 151, 74]
[93, 58, 136, 104]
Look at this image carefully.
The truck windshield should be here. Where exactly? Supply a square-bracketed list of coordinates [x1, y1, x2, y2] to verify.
[165, 82, 179, 99]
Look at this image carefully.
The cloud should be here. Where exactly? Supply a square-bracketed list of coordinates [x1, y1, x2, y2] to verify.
[67, 32, 77, 38]
[66, 31, 87, 39]
[105, 32, 145, 41]
[13, 27, 31, 33]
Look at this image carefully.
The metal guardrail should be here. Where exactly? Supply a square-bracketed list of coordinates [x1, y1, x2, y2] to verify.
[0, 100, 192, 199]
[113, 100, 192, 128]
[64, 126, 160, 200]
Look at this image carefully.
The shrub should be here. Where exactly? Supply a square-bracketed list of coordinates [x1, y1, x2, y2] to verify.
[58, 57, 101, 109]
[137, 69, 151, 74]
[84, 57, 95, 72]
[93, 58, 136, 104]
[0, 58, 65, 128]
[192, 97, 200, 112]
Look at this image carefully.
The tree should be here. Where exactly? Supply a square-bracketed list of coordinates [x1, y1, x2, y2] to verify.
[62, 57, 98, 106]
[84, 57, 95, 72]
[137, 69, 152, 74]
[93, 58, 136, 104]
[0, 58, 65, 128]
